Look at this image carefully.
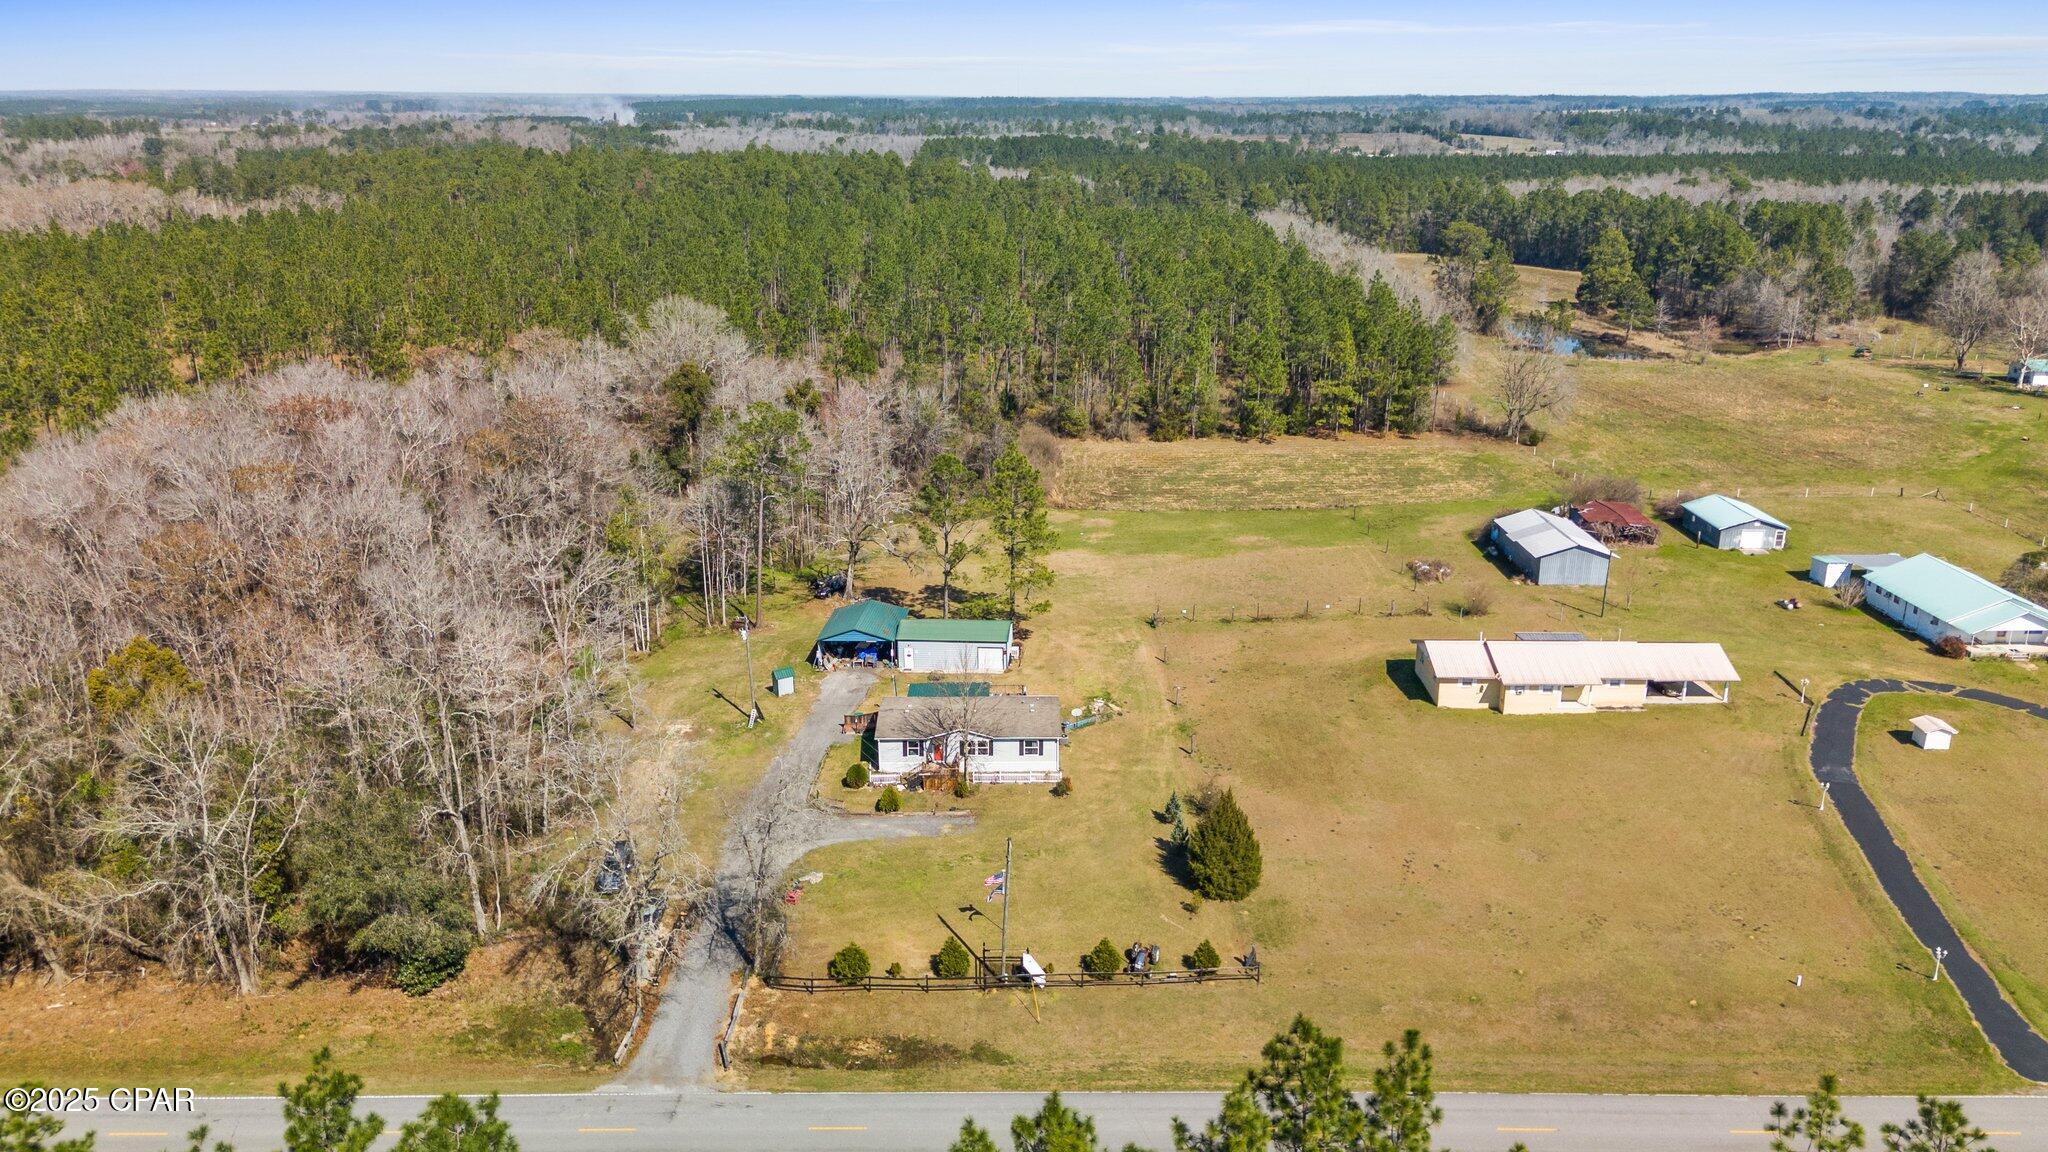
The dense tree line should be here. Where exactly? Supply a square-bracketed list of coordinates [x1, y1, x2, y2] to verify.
[0, 141, 1453, 454]
[932, 134, 2048, 338]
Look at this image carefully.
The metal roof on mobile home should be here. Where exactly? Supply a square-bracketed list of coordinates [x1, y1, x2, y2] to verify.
[1862, 553, 2048, 632]
[1416, 639, 1740, 687]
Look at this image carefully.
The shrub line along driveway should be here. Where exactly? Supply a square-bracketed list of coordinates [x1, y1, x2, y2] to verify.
[1812, 678, 2048, 1082]
[614, 666, 965, 1089]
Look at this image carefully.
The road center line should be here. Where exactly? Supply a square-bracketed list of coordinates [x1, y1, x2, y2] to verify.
[1498, 1126, 1557, 1133]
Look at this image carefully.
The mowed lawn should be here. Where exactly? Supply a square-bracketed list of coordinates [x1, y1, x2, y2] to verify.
[742, 493, 2047, 1093]
[1857, 694, 2048, 1036]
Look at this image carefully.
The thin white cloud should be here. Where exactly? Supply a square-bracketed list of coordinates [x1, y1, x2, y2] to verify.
[1244, 17, 1706, 39]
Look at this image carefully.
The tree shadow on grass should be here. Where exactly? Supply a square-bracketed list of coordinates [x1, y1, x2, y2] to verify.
[1154, 836, 1194, 891]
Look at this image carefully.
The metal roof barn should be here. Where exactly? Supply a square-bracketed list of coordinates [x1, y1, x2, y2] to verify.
[1487, 508, 1613, 586]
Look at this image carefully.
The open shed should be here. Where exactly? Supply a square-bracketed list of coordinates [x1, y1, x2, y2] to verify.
[813, 598, 909, 666]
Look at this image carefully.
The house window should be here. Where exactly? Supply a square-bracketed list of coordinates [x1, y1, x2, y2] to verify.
[1457, 678, 1474, 687]
[1020, 739, 1044, 756]
[1602, 678, 1624, 687]
[1773, 531, 1786, 547]
[963, 736, 993, 757]
[901, 740, 924, 758]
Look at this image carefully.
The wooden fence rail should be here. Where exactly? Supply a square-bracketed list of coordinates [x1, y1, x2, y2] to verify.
[765, 965, 1262, 994]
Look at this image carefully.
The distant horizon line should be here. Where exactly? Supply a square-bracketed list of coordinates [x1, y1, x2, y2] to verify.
[7, 87, 2048, 101]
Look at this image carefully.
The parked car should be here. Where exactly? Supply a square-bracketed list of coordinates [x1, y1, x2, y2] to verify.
[596, 838, 635, 895]
[812, 573, 848, 598]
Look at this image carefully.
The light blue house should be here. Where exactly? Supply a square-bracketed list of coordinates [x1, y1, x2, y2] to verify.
[2009, 359, 2048, 390]
[1862, 553, 2048, 651]
[1678, 494, 1788, 551]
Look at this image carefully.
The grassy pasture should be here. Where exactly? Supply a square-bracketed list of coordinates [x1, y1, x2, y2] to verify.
[1858, 694, 2048, 1035]
[742, 487, 2045, 1093]
[1054, 349, 2048, 529]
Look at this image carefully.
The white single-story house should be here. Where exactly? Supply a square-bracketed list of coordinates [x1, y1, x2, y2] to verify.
[1910, 715, 1957, 750]
[2010, 359, 2048, 391]
[1860, 552, 2048, 652]
[1486, 508, 1613, 586]
[896, 618, 1017, 674]
[1678, 494, 1788, 551]
[1414, 637, 1740, 714]
[1809, 552, 1906, 589]
[872, 693, 1065, 786]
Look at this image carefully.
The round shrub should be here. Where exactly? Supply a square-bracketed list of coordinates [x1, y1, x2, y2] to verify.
[842, 761, 870, 789]
[1082, 937, 1122, 978]
[827, 942, 871, 985]
[875, 786, 902, 813]
[1187, 939, 1222, 971]
[1050, 775, 1073, 797]
[935, 936, 973, 979]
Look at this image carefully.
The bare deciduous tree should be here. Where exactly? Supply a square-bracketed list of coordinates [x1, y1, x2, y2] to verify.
[1929, 249, 2004, 372]
[1492, 350, 1576, 443]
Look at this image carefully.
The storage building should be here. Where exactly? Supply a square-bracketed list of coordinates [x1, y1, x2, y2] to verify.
[1678, 495, 1788, 552]
[1486, 509, 1613, 586]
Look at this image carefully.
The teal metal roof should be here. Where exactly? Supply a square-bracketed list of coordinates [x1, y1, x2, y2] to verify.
[1863, 553, 2048, 630]
[896, 618, 1013, 644]
[1682, 494, 1788, 532]
[906, 681, 992, 697]
[816, 599, 909, 645]
[772, 666, 795, 679]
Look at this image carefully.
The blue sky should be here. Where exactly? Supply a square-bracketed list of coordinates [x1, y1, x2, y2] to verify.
[4, 1, 2046, 96]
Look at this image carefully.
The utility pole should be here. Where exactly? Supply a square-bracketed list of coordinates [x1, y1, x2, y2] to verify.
[1932, 946, 1948, 983]
[998, 837, 1014, 980]
[741, 625, 760, 728]
[1818, 780, 1830, 813]
[1799, 677, 1810, 705]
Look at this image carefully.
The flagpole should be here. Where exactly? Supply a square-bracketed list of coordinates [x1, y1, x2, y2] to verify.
[998, 836, 1013, 980]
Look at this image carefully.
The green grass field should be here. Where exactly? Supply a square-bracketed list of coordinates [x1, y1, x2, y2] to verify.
[742, 452, 2048, 1092]
[1858, 694, 2048, 1035]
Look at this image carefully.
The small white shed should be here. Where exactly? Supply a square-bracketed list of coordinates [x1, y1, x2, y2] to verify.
[1910, 715, 1957, 750]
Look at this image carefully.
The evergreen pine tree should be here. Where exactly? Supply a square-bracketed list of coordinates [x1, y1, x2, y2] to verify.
[1186, 789, 1263, 901]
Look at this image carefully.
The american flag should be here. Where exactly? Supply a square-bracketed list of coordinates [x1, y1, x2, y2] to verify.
[984, 870, 1006, 901]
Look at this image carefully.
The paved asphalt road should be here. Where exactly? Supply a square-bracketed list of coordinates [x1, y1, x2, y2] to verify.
[49, 1090, 2048, 1151]
[1812, 678, 2048, 1082]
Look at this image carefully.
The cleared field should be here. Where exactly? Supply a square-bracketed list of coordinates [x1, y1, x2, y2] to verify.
[1050, 435, 1540, 512]
[1054, 350, 2048, 529]
[741, 492, 2045, 1093]
[1858, 694, 2048, 1034]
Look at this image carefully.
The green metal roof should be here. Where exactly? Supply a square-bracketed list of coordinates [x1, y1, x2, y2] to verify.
[816, 599, 909, 645]
[895, 618, 1013, 644]
[1681, 494, 1788, 532]
[772, 666, 795, 680]
[905, 681, 992, 697]
[1863, 553, 2048, 631]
